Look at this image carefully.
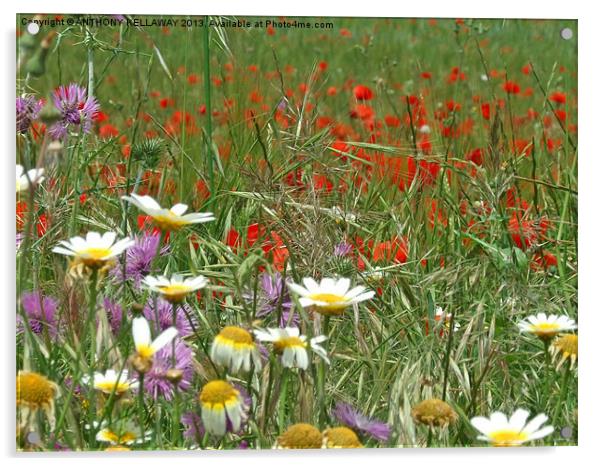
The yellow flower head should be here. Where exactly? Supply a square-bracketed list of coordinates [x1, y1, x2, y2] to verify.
[288, 277, 375, 316]
[550, 334, 578, 370]
[17, 371, 59, 430]
[210, 326, 261, 374]
[323, 426, 363, 448]
[199, 380, 245, 437]
[276, 423, 323, 449]
[411, 398, 458, 428]
[122, 193, 214, 231]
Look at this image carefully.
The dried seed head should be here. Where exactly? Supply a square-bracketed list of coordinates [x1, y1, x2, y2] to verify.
[411, 398, 458, 428]
[323, 426, 363, 448]
[276, 423, 323, 449]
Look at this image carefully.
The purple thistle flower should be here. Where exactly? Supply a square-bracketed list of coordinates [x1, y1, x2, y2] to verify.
[48, 83, 99, 140]
[111, 234, 166, 288]
[16, 233, 24, 250]
[332, 401, 391, 442]
[143, 297, 196, 337]
[18, 291, 59, 339]
[334, 241, 353, 257]
[181, 411, 205, 444]
[102, 298, 124, 335]
[244, 272, 297, 327]
[16, 95, 43, 133]
[142, 338, 194, 400]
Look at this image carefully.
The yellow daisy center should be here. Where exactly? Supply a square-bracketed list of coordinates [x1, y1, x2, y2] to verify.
[81, 247, 113, 260]
[100, 429, 138, 445]
[308, 293, 351, 315]
[95, 380, 130, 394]
[136, 344, 155, 359]
[216, 326, 254, 348]
[152, 213, 189, 231]
[17, 371, 56, 408]
[309, 293, 348, 305]
[73, 247, 116, 269]
[323, 426, 363, 448]
[530, 322, 561, 336]
[199, 380, 240, 408]
[489, 429, 529, 446]
[277, 423, 323, 449]
[158, 284, 192, 303]
[273, 336, 306, 354]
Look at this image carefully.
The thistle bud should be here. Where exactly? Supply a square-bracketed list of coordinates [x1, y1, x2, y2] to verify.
[130, 303, 145, 316]
[165, 368, 184, 385]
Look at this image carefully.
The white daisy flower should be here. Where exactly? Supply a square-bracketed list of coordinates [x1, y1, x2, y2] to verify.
[518, 313, 577, 339]
[470, 408, 554, 447]
[432, 306, 460, 333]
[199, 380, 245, 437]
[132, 316, 178, 360]
[142, 274, 208, 304]
[254, 327, 329, 370]
[122, 193, 214, 231]
[288, 277, 375, 316]
[82, 369, 139, 395]
[16, 164, 44, 192]
[95, 421, 152, 445]
[210, 326, 261, 374]
[52, 231, 134, 269]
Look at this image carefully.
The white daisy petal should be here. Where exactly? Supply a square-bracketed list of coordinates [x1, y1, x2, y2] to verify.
[132, 317, 151, 349]
[150, 327, 178, 353]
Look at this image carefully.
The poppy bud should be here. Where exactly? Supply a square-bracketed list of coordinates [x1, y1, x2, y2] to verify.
[24, 32, 55, 78]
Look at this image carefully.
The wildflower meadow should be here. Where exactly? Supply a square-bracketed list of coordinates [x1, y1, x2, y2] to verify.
[16, 15, 578, 451]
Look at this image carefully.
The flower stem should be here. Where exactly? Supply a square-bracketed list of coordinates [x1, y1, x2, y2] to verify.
[171, 302, 180, 445]
[552, 363, 572, 428]
[172, 389, 181, 446]
[137, 372, 146, 438]
[278, 368, 289, 429]
[317, 315, 331, 426]
[203, 16, 215, 208]
[87, 268, 99, 448]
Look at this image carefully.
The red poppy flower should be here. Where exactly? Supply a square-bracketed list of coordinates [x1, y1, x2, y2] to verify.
[384, 115, 401, 128]
[480, 103, 491, 120]
[466, 148, 483, 166]
[353, 85, 373, 101]
[503, 80, 521, 94]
